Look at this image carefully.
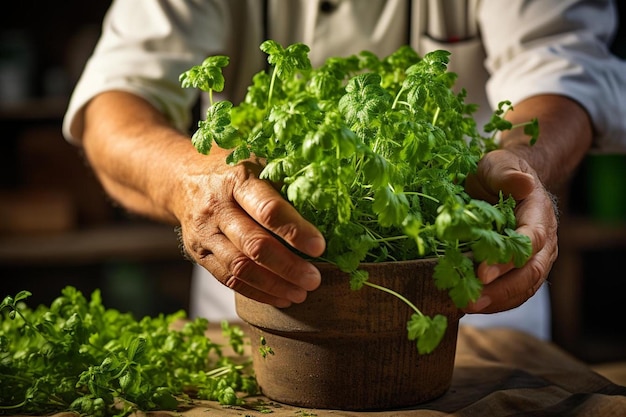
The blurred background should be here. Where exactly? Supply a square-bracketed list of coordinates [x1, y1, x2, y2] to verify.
[0, 1, 193, 319]
[0, 1, 624, 367]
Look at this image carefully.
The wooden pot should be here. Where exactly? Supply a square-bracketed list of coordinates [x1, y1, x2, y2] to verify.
[235, 258, 463, 410]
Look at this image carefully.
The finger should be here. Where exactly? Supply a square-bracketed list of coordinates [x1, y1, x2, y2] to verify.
[469, 190, 558, 312]
[218, 208, 322, 291]
[194, 229, 311, 306]
[474, 196, 545, 286]
[475, 190, 556, 286]
[181, 215, 314, 305]
[476, 260, 515, 285]
[464, 245, 554, 314]
[476, 194, 549, 285]
[234, 178, 326, 257]
[200, 252, 293, 308]
[465, 150, 535, 203]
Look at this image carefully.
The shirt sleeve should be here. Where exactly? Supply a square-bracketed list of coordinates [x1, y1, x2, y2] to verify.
[62, 0, 229, 144]
[478, 0, 626, 152]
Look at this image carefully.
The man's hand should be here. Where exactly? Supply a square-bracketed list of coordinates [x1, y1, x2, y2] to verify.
[174, 147, 326, 308]
[82, 91, 325, 309]
[463, 149, 559, 313]
[460, 94, 593, 314]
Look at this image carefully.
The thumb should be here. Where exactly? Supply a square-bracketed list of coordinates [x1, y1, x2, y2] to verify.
[465, 149, 536, 203]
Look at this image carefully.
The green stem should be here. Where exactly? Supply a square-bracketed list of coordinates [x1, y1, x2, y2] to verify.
[510, 120, 531, 130]
[267, 69, 277, 109]
[206, 365, 243, 378]
[0, 372, 33, 385]
[392, 85, 408, 110]
[0, 376, 67, 411]
[0, 400, 27, 411]
[374, 235, 407, 243]
[10, 307, 48, 343]
[463, 209, 480, 223]
[110, 362, 130, 380]
[432, 106, 441, 126]
[433, 153, 452, 165]
[363, 281, 424, 317]
[403, 191, 440, 204]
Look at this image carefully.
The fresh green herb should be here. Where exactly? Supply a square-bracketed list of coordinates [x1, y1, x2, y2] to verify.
[180, 41, 537, 354]
[259, 336, 275, 358]
[0, 287, 258, 416]
[485, 100, 540, 145]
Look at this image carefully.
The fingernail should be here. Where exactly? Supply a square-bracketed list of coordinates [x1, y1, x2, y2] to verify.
[481, 266, 500, 284]
[304, 236, 326, 257]
[275, 299, 292, 308]
[472, 295, 492, 312]
[299, 264, 321, 291]
[287, 288, 307, 303]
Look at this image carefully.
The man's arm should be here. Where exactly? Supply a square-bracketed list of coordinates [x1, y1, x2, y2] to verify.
[464, 94, 593, 313]
[499, 95, 593, 187]
[82, 90, 326, 307]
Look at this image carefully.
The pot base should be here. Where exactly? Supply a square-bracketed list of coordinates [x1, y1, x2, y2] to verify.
[245, 322, 458, 410]
[236, 259, 463, 410]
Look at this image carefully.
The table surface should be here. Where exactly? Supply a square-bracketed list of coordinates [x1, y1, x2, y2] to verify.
[42, 324, 626, 417]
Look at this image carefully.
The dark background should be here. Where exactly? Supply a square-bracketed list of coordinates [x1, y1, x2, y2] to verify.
[0, 0, 193, 319]
[0, 1, 625, 364]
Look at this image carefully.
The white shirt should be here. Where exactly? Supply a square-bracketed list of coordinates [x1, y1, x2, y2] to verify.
[63, 0, 626, 340]
[64, 0, 626, 148]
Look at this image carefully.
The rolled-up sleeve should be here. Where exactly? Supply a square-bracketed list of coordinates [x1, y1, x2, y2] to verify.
[479, 0, 626, 152]
[62, 0, 228, 144]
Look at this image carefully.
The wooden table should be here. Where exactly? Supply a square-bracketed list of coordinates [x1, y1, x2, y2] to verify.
[45, 325, 626, 416]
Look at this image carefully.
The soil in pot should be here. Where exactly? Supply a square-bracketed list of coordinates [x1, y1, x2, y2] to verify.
[235, 258, 464, 410]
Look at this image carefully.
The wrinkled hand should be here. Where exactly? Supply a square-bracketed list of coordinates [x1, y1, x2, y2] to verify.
[175, 147, 326, 308]
[463, 149, 559, 314]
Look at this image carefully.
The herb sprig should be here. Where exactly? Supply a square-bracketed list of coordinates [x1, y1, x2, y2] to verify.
[180, 41, 538, 354]
[0, 287, 257, 416]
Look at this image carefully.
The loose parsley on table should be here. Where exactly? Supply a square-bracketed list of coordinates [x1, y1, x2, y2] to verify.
[0, 287, 257, 416]
[181, 41, 538, 354]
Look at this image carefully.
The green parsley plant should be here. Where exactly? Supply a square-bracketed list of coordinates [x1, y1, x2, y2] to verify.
[0, 287, 257, 416]
[180, 41, 538, 354]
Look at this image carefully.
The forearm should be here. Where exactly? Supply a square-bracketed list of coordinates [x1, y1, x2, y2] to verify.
[500, 94, 593, 190]
[82, 91, 201, 225]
